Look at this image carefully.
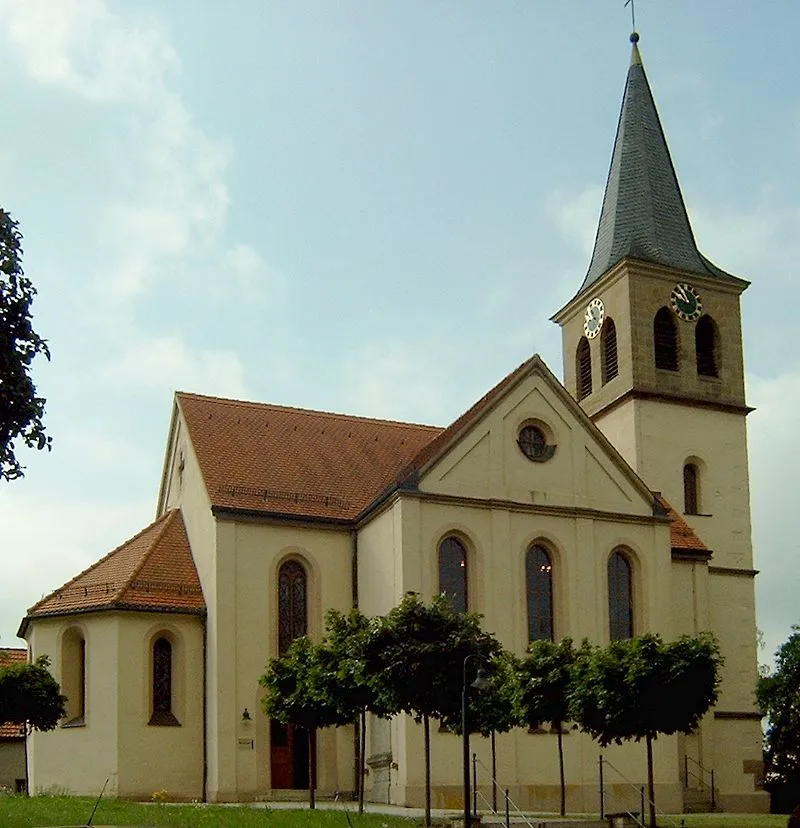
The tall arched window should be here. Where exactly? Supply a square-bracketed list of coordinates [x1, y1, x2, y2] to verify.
[684, 462, 700, 514]
[601, 318, 619, 384]
[695, 315, 718, 377]
[278, 560, 308, 655]
[61, 628, 86, 725]
[150, 637, 178, 725]
[439, 536, 468, 613]
[654, 308, 678, 371]
[576, 337, 592, 400]
[526, 544, 553, 642]
[608, 551, 633, 641]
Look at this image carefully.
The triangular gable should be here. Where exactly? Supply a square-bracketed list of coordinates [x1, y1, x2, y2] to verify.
[403, 355, 657, 515]
[19, 510, 204, 636]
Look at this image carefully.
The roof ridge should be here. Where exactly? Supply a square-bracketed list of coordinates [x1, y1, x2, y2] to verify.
[116, 509, 179, 601]
[176, 391, 441, 431]
[25, 510, 177, 614]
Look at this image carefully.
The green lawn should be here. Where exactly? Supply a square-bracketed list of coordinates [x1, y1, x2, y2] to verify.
[0, 798, 789, 828]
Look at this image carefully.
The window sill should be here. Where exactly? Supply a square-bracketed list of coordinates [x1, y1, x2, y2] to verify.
[149, 711, 181, 727]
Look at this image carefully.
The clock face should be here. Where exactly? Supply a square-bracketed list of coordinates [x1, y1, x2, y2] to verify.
[670, 283, 702, 321]
[583, 298, 605, 339]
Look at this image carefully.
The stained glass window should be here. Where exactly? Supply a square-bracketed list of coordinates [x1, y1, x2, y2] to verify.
[279, 560, 307, 655]
[526, 544, 554, 641]
[439, 537, 467, 613]
[608, 551, 634, 640]
[153, 638, 172, 714]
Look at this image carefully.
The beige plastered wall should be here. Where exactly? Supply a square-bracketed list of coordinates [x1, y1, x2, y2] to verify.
[0, 741, 25, 791]
[26, 611, 204, 800]
[206, 518, 354, 802]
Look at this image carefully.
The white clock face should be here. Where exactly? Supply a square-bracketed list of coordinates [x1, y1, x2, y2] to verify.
[583, 298, 605, 339]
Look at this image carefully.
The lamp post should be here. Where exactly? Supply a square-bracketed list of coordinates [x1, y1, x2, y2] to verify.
[462, 654, 489, 828]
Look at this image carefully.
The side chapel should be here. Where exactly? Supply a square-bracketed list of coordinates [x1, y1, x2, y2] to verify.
[19, 35, 767, 813]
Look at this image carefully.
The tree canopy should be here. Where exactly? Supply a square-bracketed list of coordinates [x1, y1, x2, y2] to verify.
[0, 655, 66, 732]
[757, 625, 800, 802]
[0, 208, 51, 482]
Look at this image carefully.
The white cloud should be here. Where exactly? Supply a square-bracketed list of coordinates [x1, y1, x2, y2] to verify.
[223, 244, 285, 305]
[551, 185, 604, 258]
[0, 1, 177, 104]
[103, 336, 248, 400]
[748, 369, 800, 665]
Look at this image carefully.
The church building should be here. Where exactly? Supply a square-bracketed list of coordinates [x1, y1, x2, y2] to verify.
[18, 35, 767, 814]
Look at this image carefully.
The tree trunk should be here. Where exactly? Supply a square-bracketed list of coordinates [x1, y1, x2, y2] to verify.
[646, 733, 656, 828]
[308, 728, 317, 810]
[359, 709, 367, 813]
[557, 723, 566, 816]
[423, 713, 431, 828]
[491, 730, 497, 812]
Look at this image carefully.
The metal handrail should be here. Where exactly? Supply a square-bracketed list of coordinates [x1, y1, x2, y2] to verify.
[683, 754, 716, 809]
[472, 754, 539, 828]
[600, 753, 685, 828]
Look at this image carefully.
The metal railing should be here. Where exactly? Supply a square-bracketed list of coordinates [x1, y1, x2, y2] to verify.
[683, 754, 716, 810]
[599, 753, 685, 828]
[472, 754, 539, 828]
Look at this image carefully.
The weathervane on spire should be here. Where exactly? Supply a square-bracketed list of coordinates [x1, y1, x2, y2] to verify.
[624, 0, 639, 42]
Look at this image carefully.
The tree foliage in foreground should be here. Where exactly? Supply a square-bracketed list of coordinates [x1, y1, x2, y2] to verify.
[1, 208, 51, 482]
[0, 655, 66, 732]
[757, 625, 800, 797]
[362, 593, 502, 827]
[570, 632, 722, 827]
[517, 638, 575, 816]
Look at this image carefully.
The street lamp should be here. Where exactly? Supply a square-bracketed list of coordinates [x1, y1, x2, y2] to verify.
[462, 655, 490, 828]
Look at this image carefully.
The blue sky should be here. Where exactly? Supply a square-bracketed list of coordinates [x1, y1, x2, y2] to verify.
[1, 1, 798, 667]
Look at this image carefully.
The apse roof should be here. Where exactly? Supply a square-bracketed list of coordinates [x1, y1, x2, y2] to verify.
[580, 35, 743, 295]
[20, 510, 204, 633]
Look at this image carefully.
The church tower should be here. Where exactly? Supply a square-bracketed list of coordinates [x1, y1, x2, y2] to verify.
[552, 34, 764, 809]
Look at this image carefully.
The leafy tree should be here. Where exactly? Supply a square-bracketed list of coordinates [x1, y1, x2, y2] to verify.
[454, 648, 520, 813]
[517, 638, 575, 816]
[0, 655, 66, 732]
[570, 633, 721, 827]
[1, 208, 51, 482]
[757, 625, 800, 807]
[363, 593, 501, 827]
[321, 608, 390, 812]
[260, 635, 353, 808]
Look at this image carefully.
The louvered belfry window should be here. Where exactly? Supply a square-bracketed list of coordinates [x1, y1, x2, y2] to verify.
[278, 560, 307, 655]
[576, 337, 592, 400]
[526, 544, 554, 642]
[654, 308, 678, 371]
[601, 318, 619, 383]
[439, 536, 468, 613]
[695, 315, 718, 377]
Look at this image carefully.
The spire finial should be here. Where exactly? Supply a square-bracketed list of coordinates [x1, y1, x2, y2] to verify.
[624, 0, 638, 41]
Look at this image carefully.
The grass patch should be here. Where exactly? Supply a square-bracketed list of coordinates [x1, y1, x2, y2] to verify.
[0, 797, 423, 828]
[0, 798, 789, 828]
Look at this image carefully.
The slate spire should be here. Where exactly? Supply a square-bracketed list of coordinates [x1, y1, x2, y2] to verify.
[580, 34, 737, 292]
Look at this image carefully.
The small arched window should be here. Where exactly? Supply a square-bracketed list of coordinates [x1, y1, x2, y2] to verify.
[278, 560, 308, 656]
[576, 337, 592, 400]
[150, 637, 179, 725]
[61, 628, 86, 726]
[696, 315, 719, 377]
[601, 318, 619, 384]
[654, 308, 678, 371]
[684, 462, 700, 514]
[608, 551, 634, 641]
[439, 536, 468, 613]
[526, 544, 554, 642]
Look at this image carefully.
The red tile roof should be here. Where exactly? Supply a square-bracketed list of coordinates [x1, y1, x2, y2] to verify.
[656, 495, 710, 553]
[0, 648, 27, 739]
[177, 393, 442, 521]
[22, 510, 205, 627]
